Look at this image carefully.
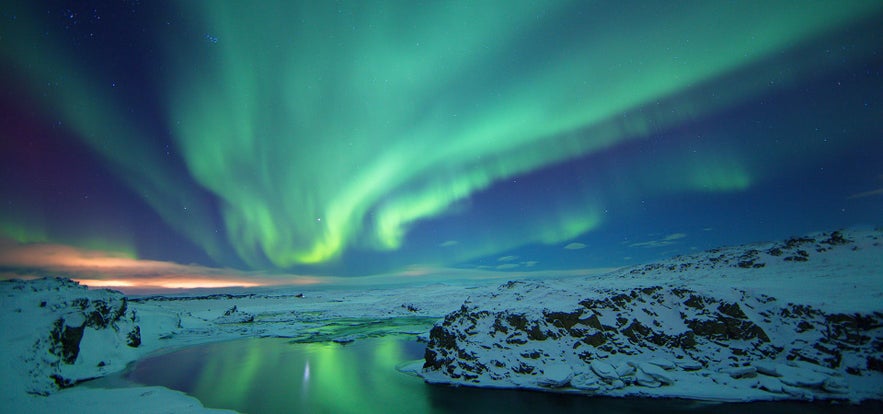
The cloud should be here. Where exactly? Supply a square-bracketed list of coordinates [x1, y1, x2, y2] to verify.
[0, 239, 618, 294]
[849, 174, 883, 199]
[564, 242, 587, 250]
[439, 240, 459, 247]
[629, 233, 687, 248]
[0, 239, 321, 293]
[849, 188, 883, 199]
[497, 255, 519, 262]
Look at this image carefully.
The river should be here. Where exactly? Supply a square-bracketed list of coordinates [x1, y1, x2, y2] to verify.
[125, 335, 881, 414]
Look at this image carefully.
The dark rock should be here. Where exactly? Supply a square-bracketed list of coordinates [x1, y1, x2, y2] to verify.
[429, 325, 457, 350]
[545, 310, 582, 330]
[521, 350, 542, 359]
[718, 302, 748, 319]
[50, 374, 75, 389]
[866, 356, 883, 372]
[796, 321, 814, 333]
[492, 317, 509, 335]
[527, 324, 549, 341]
[127, 326, 141, 347]
[506, 314, 528, 331]
[622, 320, 652, 342]
[49, 318, 86, 364]
[785, 236, 815, 248]
[683, 295, 704, 309]
[582, 332, 606, 347]
[512, 362, 535, 374]
[822, 231, 850, 245]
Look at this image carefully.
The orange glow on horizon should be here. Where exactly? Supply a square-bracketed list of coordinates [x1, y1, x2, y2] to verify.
[72, 278, 263, 289]
[74, 279, 137, 287]
[0, 239, 327, 292]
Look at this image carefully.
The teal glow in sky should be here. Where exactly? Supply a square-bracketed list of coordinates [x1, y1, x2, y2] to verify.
[1, 0, 881, 280]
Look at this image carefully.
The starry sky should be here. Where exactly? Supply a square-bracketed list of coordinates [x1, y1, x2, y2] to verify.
[1, 1, 881, 289]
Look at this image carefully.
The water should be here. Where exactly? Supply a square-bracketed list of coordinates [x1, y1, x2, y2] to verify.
[126, 336, 880, 414]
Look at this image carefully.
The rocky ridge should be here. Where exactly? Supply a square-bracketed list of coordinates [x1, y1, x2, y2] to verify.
[420, 229, 883, 402]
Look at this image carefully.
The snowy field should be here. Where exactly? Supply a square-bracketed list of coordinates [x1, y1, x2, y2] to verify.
[2, 229, 881, 413]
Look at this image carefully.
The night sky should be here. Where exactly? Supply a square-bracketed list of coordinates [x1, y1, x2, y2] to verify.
[1, 1, 881, 288]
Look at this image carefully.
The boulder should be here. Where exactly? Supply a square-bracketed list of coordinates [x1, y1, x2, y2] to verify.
[727, 366, 757, 379]
[570, 373, 602, 391]
[633, 362, 676, 385]
[590, 361, 619, 382]
[538, 363, 572, 388]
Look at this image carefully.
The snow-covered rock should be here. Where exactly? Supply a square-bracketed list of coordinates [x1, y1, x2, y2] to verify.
[726, 366, 757, 379]
[633, 362, 676, 385]
[537, 363, 572, 388]
[0, 278, 142, 396]
[213, 305, 255, 324]
[590, 361, 619, 382]
[420, 229, 883, 402]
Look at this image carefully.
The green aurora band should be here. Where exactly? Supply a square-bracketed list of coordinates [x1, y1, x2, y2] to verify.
[2, 1, 881, 270]
[169, 1, 878, 267]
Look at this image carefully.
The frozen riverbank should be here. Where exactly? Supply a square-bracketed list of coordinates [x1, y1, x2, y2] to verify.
[2, 229, 881, 412]
[0, 276, 495, 413]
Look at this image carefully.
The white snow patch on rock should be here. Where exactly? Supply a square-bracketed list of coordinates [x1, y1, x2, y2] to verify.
[538, 363, 572, 388]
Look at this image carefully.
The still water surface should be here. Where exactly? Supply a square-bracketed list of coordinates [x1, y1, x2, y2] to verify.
[128, 336, 880, 414]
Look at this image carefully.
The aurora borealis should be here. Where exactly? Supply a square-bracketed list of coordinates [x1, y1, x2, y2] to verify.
[1, 1, 882, 284]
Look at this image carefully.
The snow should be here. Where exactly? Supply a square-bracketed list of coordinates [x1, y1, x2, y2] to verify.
[0, 276, 501, 412]
[2, 228, 882, 411]
[590, 361, 618, 381]
[10, 386, 238, 414]
[633, 362, 675, 385]
[537, 363, 572, 388]
[419, 229, 883, 403]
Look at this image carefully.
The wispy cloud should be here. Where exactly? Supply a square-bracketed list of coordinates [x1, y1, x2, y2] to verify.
[849, 174, 883, 199]
[497, 255, 519, 262]
[629, 233, 687, 248]
[564, 242, 587, 250]
[439, 240, 459, 247]
[0, 239, 616, 294]
[0, 239, 320, 293]
[849, 188, 883, 199]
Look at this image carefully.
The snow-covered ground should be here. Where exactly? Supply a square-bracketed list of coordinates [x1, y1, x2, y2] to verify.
[419, 229, 883, 402]
[2, 228, 881, 412]
[0, 274, 498, 413]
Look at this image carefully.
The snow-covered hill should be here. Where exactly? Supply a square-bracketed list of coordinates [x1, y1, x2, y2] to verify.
[419, 229, 883, 402]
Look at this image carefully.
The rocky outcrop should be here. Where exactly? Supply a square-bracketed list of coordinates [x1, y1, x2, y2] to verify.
[4, 278, 142, 394]
[214, 305, 255, 324]
[420, 230, 883, 402]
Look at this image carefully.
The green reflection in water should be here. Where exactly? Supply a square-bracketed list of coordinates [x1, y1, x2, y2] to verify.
[131, 336, 429, 414]
[128, 335, 883, 414]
